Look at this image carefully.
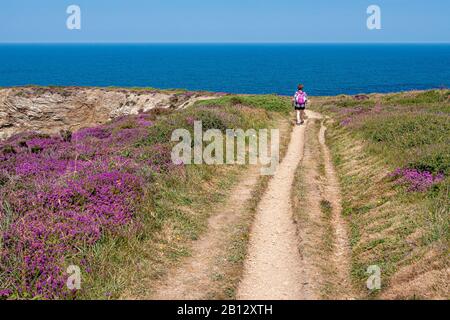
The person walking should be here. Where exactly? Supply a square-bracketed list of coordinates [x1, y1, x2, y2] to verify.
[293, 84, 308, 125]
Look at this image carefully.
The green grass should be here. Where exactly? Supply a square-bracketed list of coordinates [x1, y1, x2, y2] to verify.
[195, 94, 292, 114]
[320, 200, 333, 218]
[361, 113, 450, 174]
[381, 89, 450, 106]
[313, 90, 449, 299]
[290, 118, 344, 298]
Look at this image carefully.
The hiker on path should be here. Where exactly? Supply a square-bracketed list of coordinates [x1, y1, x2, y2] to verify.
[293, 84, 308, 125]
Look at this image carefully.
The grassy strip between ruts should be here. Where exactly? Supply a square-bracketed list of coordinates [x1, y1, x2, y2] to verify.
[204, 117, 293, 300]
[312, 90, 449, 299]
[291, 118, 346, 299]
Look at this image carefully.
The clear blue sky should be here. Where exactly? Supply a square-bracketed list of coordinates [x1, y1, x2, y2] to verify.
[0, 0, 449, 43]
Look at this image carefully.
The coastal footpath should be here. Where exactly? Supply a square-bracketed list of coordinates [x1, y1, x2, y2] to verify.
[0, 88, 448, 300]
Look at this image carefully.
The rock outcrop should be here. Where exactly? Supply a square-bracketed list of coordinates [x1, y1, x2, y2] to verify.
[0, 87, 216, 140]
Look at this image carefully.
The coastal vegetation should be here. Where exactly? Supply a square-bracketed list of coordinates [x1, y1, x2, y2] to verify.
[312, 89, 449, 298]
[0, 88, 448, 300]
[0, 94, 290, 299]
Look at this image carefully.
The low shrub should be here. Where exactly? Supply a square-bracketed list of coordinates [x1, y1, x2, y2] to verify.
[389, 168, 445, 192]
[0, 96, 280, 299]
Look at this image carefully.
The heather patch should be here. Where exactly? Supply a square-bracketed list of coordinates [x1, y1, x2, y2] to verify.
[0, 128, 148, 299]
[0, 97, 277, 299]
[73, 126, 112, 140]
[389, 168, 445, 192]
[0, 112, 165, 299]
[1, 171, 142, 299]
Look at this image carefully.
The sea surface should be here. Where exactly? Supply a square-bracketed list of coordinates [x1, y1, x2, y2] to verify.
[0, 44, 449, 96]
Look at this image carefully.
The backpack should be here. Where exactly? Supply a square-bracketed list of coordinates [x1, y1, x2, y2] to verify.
[295, 91, 307, 105]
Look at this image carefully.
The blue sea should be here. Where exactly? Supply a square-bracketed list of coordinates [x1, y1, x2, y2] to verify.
[0, 44, 449, 96]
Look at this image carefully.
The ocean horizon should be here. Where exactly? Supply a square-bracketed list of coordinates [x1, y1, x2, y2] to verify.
[1, 43, 449, 96]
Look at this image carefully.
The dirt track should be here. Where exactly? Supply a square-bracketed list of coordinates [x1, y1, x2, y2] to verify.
[150, 166, 261, 300]
[237, 111, 323, 300]
[149, 110, 352, 300]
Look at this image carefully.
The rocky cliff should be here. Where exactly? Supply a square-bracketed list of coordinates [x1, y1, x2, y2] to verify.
[0, 87, 215, 139]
